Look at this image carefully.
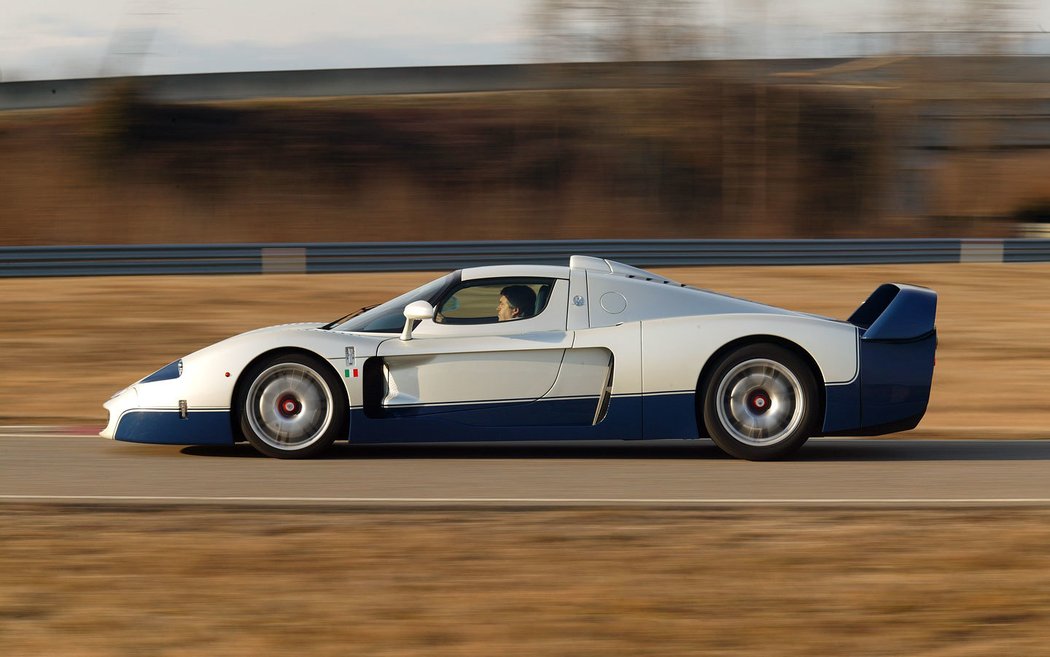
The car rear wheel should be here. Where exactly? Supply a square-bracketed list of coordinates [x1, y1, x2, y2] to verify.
[702, 344, 817, 460]
[236, 353, 346, 459]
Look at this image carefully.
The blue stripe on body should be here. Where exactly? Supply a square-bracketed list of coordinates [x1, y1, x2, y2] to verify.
[352, 392, 702, 442]
[641, 392, 699, 439]
[349, 394, 646, 442]
[382, 395, 600, 426]
[823, 382, 861, 433]
[114, 409, 233, 445]
[112, 392, 708, 446]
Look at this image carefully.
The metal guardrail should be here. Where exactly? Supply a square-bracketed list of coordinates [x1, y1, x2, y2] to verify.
[5, 57, 1050, 111]
[0, 60, 854, 110]
[1, 239, 1047, 278]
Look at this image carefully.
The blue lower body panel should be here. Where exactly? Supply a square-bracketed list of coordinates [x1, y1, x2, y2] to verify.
[111, 392, 704, 445]
[382, 395, 601, 427]
[350, 394, 645, 442]
[822, 332, 936, 435]
[823, 382, 861, 433]
[642, 392, 699, 439]
[114, 409, 234, 445]
[858, 334, 936, 430]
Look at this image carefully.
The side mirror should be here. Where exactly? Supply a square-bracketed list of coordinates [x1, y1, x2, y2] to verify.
[400, 300, 435, 341]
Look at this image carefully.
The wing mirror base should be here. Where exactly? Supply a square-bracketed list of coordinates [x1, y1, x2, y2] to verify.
[400, 300, 435, 341]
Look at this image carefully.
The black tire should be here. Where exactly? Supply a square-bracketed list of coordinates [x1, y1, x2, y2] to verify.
[235, 352, 347, 459]
[701, 343, 818, 461]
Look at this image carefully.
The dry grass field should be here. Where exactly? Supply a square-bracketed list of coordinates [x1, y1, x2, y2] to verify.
[3, 504, 1050, 657]
[0, 263, 1046, 436]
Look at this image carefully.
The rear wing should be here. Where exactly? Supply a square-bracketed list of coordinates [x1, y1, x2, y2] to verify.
[848, 284, 938, 341]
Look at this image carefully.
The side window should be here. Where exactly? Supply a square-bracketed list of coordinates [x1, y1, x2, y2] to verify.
[435, 278, 556, 325]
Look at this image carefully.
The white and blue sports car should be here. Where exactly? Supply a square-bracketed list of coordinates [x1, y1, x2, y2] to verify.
[101, 256, 937, 460]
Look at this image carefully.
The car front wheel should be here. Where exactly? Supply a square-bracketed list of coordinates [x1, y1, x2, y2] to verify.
[702, 344, 818, 460]
[236, 353, 347, 459]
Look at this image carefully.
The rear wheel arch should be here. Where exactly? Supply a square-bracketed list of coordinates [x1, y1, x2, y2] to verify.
[695, 335, 826, 440]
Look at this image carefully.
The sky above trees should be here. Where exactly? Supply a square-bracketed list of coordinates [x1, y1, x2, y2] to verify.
[3, 0, 1049, 81]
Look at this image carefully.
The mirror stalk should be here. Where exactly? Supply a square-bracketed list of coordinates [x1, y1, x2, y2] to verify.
[400, 300, 435, 341]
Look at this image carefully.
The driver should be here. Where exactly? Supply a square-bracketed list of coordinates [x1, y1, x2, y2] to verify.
[497, 285, 536, 321]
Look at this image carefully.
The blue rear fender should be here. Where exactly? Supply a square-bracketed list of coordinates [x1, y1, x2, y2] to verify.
[826, 284, 938, 435]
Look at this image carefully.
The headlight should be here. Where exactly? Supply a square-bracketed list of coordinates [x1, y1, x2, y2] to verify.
[141, 359, 183, 383]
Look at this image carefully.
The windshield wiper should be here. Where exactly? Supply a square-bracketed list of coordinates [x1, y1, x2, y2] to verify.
[321, 304, 378, 330]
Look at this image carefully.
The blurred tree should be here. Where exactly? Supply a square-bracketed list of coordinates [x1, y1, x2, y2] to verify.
[953, 0, 1024, 54]
[100, 0, 175, 77]
[531, 0, 705, 61]
[86, 79, 148, 161]
[891, 0, 938, 54]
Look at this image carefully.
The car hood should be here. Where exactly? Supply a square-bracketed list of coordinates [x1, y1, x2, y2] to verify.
[180, 322, 379, 371]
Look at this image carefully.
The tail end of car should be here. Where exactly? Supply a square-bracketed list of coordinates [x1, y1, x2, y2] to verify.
[832, 283, 938, 435]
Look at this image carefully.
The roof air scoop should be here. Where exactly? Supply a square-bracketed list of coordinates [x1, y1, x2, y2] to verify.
[569, 255, 612, 272]
[568, 255, 682, 286]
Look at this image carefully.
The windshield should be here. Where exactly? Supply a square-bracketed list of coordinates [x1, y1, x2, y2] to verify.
[328, 273, 456, 334]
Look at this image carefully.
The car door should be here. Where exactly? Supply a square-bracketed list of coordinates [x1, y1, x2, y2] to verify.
[374, 277, 610, 428]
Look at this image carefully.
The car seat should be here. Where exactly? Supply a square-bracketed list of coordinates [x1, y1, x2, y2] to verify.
[535, 284, 551, 316]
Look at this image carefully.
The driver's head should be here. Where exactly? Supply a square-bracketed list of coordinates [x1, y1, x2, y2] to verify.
[497, 285, 536, 321]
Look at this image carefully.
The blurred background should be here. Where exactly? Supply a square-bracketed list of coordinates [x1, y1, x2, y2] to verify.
[2, 0, 1050, 245]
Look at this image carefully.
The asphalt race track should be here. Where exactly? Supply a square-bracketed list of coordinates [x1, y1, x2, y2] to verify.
[3, 432, 1050, 506]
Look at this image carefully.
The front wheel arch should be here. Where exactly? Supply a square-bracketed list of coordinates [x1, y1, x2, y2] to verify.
[230, 347, 349, 448]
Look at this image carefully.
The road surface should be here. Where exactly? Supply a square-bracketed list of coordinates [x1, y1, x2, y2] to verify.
[3, 433, 1050, 506]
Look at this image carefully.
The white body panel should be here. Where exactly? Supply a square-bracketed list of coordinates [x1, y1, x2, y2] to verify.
[640, 314, 858, 394]
[101, 324, 381, 439]
[545, 347, 614, 399]
[377, 331, 573, 407]
[570, 322, 643, 396]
